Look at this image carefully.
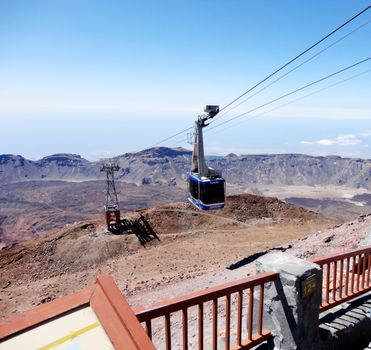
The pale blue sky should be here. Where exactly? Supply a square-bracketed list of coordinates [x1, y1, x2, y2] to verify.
[0, 0, 370, 160]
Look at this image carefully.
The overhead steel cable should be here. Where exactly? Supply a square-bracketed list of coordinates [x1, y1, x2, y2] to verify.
[148, 125, 194, 148]
[211, 18, 371, 124]
[167, 133, 193, 148]
[147, 5, 370, 149]
[167, 59, 371, 148]
[204, 68, 371, 140]
[206, 56, 371, 133]
[169, 59, 371, 147]
[217, 5, 371, 115]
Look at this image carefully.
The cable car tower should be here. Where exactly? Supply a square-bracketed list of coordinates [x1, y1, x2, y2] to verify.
[100, 162, 121, 230]
[188, 105, 226, 210]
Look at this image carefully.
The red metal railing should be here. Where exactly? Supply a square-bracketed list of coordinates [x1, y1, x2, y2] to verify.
[135, 271, 278, 350]
[312, 246, 371, 312]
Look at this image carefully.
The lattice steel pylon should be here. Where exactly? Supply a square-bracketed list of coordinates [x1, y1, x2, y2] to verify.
[100, 162, 121, 231]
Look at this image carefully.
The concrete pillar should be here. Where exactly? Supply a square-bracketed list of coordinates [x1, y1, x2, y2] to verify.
[256, 252, 322, 350]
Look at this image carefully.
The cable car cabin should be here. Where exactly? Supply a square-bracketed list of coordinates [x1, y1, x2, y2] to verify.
[188, 172, 225, 210]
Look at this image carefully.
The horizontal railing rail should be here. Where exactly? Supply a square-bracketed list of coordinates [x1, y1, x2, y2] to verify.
[135, 271, 278, 350]
[312, 245, 371, 312]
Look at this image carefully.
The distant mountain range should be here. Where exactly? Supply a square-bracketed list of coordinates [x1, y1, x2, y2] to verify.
[0, 147, 370, 189]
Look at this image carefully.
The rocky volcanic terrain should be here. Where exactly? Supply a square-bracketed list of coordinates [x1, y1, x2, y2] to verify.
[0, 180, 184, 248]
[1, 148, 370, 189]
[0, 194, 338, 318]
[0, 147, 370, 248]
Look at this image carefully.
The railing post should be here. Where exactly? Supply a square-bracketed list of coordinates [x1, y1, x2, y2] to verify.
[256, 252, 322, 350]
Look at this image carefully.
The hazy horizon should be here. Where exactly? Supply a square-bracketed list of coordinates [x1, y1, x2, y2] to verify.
[2, 143, 371, 162]
[1, 1, 370, 159]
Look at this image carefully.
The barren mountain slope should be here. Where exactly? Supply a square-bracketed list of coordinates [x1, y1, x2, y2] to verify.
[1, 148, 370, 190]
[126, 213, 371, 323]
[1, 148, 369, 248]
[0, 194, 336, 318]
[0, 180, 184, 248]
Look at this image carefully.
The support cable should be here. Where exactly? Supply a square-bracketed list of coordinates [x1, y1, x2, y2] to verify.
[218, 5, 371, 114]
[207, 57, 371, 132]
[147, 126, 194, 148]
[167, 58, 371, 146]
[205, 68, 371, 139]
[211, 18, 371, 124]
[147, 5, 371, 148]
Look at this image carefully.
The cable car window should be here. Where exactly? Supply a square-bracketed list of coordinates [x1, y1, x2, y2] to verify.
[200, 182, 225, 204]
[189, 177, 199, 199]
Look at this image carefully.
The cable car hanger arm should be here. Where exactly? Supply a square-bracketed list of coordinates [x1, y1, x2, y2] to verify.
[198, 105, 220, 127]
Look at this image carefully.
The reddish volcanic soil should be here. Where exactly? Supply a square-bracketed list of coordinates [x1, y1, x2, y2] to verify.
[0, 194, 341, 319]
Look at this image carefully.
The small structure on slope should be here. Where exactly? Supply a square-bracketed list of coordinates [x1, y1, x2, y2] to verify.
[100, 162, 121, 231]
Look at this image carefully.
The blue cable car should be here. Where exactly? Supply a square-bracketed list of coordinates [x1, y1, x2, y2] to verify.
[188, 172, 225, 210]
[187, 105, 226, 210]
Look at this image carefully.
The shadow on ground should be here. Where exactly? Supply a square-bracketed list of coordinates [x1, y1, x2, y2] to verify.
[109, 214, 160, 246]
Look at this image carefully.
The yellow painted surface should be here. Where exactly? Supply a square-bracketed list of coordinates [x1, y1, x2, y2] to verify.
[1, 307, 114, 350]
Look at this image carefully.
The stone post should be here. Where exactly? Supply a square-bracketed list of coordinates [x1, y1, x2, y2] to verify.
[256, 252, 322, 350]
